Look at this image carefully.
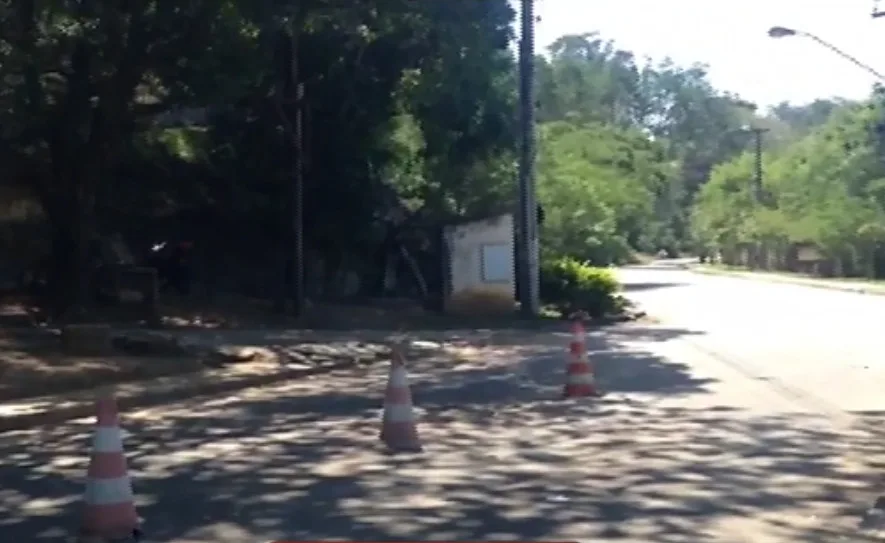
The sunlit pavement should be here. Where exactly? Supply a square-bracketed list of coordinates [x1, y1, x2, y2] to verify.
[2, 282, 885, 541]
[618, 263, 885, 415]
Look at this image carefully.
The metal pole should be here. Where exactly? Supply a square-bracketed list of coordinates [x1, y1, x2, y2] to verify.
[750, 127, 767, 269]
[769, 27, 885, 83]
[289, 25, 305, 317]
[752, 128, 764, 204]
[292, 80, 305, 317]
[517, 0, 539, 316]
[803, 33, 885, 82]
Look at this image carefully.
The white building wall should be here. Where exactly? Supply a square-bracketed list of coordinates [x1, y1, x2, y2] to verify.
[444, 214, 515, 309]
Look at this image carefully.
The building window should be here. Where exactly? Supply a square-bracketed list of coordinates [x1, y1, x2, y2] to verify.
[480, 243, 510, 283]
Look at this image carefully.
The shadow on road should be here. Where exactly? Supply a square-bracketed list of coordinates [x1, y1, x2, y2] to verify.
[621, 263, 691, 271]
[621, 282, 689, 292]
[602, 325, 705, 343]
[0, 324, 880, 542]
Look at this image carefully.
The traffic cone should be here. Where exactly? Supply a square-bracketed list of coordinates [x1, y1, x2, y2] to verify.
[78, 394, 141, 543]
[380, 347, 422, 452]
[564, 318, 598, 398]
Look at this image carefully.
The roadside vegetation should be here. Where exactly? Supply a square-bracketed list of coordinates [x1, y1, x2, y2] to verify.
[0, 2, 879, 396]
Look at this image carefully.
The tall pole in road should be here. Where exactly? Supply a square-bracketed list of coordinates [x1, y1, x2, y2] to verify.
[517, 0, 540, 316]
[767, 26, 885, 83]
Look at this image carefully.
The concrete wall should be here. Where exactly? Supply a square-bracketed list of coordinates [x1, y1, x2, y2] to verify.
[443, 214, 515, 314]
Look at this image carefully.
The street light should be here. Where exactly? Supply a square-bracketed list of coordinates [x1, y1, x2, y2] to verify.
[767, 26, 797, 38]
[767, 25, 885, 83]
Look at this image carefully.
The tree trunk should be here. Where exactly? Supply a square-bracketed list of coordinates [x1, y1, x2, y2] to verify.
[48, 219, 78, 317]
[44, 186, 94, 320]
[40, 150, 100, 321]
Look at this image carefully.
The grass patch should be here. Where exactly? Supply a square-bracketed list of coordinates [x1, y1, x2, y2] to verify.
[694, 264, 885, 292]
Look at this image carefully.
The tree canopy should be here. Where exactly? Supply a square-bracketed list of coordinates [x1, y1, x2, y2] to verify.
[0, 1, 875, 316]
[692, 90, 885, 277]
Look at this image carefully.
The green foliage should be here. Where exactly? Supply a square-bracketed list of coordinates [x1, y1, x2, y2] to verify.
[0, 0, 863, 312]
[0, 0, 521, 309]
[540, 256, 620, 318]
[537, 120, 675, 264]
[532, 33, 775, 265]
[691, 97, 885, 278]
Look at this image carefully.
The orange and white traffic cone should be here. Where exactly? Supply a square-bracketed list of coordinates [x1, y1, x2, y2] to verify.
[380, 347, 422, 452]
[564, 318, 598, 398]
[77, 394, 141, 543]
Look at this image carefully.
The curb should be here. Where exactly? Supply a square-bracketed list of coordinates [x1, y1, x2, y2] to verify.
[690, 267, 885, 296]
[0, 359, 358, 434]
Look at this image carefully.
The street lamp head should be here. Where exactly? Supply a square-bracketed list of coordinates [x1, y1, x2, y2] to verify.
[768, 26, 798, 38]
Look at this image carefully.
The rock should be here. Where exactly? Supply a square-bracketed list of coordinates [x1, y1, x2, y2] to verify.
[411, 340, 442, 351]
[62, 324, 113, 355]
[216, 345, 263, 362]
[200, 345, 271, 368]
[285, 341, 390, 366]
[283, 349, 314, 367]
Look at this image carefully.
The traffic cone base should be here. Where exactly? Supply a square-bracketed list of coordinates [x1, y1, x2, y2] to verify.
[380, 419, 422, 452]
[76, 527, 141, 543]
[564, 369, 598, 397]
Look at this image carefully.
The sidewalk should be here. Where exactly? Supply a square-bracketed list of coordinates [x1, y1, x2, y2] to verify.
[693, 265, 885, 295]
[3, 322, 879, 541]
[0, 355, 357, 433]
[0, 330, 498, 433]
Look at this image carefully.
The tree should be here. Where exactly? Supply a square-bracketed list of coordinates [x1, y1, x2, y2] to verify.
[692, 97, 885, 277]
[0, 0, 522, 311]
[536, 120, 678, 263]
[532, 33, 760, 262]
[0, 0, 269, 315]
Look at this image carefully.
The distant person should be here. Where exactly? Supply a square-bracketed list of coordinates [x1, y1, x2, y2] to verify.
[147, 240, 194, 296]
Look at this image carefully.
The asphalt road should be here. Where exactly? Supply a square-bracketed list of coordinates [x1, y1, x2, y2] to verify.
[3, 269, 885, 542]
[618, 263, 885, 415]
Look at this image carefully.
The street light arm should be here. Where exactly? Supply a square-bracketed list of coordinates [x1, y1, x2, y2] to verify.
[800, 31, 885, 83]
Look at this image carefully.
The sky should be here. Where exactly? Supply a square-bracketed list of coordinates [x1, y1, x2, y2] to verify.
[528, 0, 885, 108]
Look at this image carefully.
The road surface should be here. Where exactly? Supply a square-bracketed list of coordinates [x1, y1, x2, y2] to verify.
[2, 269, 885, 541]
[618, 263, 885, 415]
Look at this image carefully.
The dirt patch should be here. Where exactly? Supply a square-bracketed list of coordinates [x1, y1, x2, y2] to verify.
[0, 331, 204, 402]
[0, 287, 634, 406]
[0, 327, 396, 403]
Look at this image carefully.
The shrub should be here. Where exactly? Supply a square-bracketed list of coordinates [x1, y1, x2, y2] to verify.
[540, 256, 620, 318]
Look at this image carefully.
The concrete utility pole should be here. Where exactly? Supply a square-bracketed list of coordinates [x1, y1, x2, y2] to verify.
[517, 0, 540, 316]
[749, 127, 768, 205]
[728, 126, 768, 204]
